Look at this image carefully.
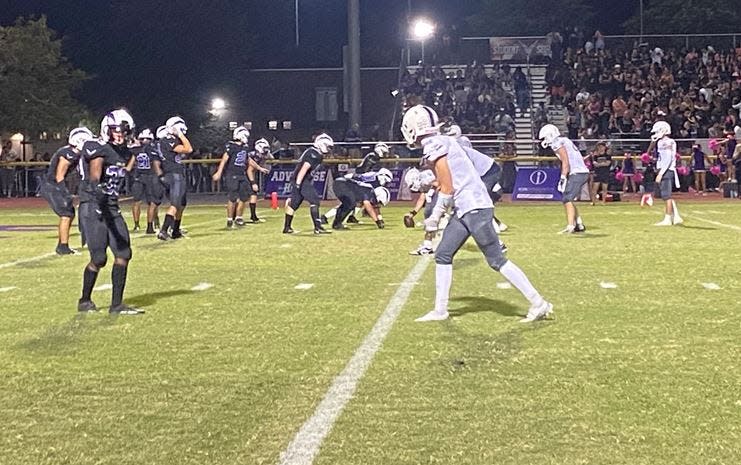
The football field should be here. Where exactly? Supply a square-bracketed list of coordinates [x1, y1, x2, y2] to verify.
[1, 199, 739, 465]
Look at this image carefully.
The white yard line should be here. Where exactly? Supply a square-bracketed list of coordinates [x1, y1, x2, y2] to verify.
[191, 282, 214, 291]
[0, 252, 57, 270]
[278, 256, 432, 465]
[686, 215, 741, 232]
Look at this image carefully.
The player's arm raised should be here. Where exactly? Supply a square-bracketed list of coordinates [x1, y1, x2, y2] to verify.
[172, 128, 193, 155]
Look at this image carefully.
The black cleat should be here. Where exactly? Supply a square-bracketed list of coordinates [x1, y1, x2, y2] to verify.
[376, 220, 385, 229]
[145, 227, 155, 234]
[249, 217, 265, 223]
[171, 230, 184, 239]
[226, 220, 234, 229]
[500, 242, 508, 253]
[235, 218, 245, 227]
[346, 215, 359, 224]
[109, 304, 145, 315]
[283, 228, 296, 234]
[157, 231, 170, 241]
[320, 215, 329, 225]
[574, 224, 586, 233]
[77, 299, 98, 313]
[332, 223, 347, 230]
[314, 227, 332, 235]
[56, 244, 78, 255]
[133, 225, 140, 232]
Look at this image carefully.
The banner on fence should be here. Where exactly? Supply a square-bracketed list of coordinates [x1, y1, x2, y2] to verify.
[489, 37, 551, 61]
[512, 167, 563, 201]
[264, 165, 328, 199]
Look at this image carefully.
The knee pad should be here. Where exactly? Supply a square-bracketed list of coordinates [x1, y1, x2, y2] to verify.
[434, 250, 454, 266]
[289, 196, 302, 211]
[91, 252, 108, 269]
[484, 246, 507, 271]
[115, 246, 132, 261]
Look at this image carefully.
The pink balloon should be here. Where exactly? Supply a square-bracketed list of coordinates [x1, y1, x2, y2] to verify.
[634, 171, 644, 183]
[709, 139, 719, 150]
[675, 152, 682, 161]
[640, 152, 651, 164]
[710, 165, 721, 175]
[677, 166, 689, 176]
[615, 170, 625, 182]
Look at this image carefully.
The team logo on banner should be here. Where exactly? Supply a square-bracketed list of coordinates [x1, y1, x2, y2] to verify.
[513, 167, 563, 201]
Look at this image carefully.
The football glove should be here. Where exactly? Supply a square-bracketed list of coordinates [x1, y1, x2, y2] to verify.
[557, 176, 567, 193]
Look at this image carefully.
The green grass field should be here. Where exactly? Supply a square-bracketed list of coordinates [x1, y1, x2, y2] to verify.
[1, 199, 740, 465]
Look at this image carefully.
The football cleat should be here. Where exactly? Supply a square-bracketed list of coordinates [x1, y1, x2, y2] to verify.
[171, 230, 184, 239]
[574, 224, 586, 233]
[235, 218, 245, 227]
[673, 215, 684, 225]
[332, 223, 347, 230]
[314, 228, 332, 235]
[157, 231, 170, 241]
[376, 219, 385, 229]
[249, 217, 265, 223]
[145, 227, 155, 234]
[109, 304, 145, 315]
[226, 220, 234, 229]
[56, 244, 79, 255]
[346, 215, 360, 224]
[520, 300, 553, 323]
[133, 225, 140, 232]
[415, 310, 449, 322]
[77, 299, 98, 313]
[409, 245, 434, 255]
[654, 218, 673, 226]
[320, 215, 329, 225]
[558, 225, 576, 234]
[283, 228, 296, 234]
[498, 222, 509, 232]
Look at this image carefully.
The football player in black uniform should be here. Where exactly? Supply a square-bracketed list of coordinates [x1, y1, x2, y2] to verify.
[355, 142, 389, 174]
[77, 110, 142, 315]
[212, 126, 255, 228]
[283, 133, 333, 234]
[155, 116, 193, 240]
[331, 175, 388, 229]
[322, 169, 392, 227]
[130, 129, 162, 234]
[246, 138, 272, 223]
[40, 127, 95, 255]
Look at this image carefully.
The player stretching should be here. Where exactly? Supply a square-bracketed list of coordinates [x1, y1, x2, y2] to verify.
[538, 124, 589, 233]
[650, 121, 683, 226]
[155, 116, 193, 240]
[402, 105, 552, 323]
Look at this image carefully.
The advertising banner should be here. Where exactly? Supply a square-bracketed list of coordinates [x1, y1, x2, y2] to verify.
[489, 37, 551, 62]
[264, 165, 328, 199]
[512, 167, 563, 201]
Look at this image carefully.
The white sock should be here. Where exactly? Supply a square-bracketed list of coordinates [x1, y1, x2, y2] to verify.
[423, 239, 433, 248]
[499, 261, 542, 305]
[434, 264, 453, 313]
[492, 219, 501, 233]
[324, 208, 337, 219]
[671, 200, 680, 217]
[235, 216, 242, 220]
[576, 216, 583, 226]
[664, 214, 671, 222]
[377, 214, 383, 220]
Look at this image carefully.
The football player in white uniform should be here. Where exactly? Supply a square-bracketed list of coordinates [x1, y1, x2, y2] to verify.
[402, 105, 552, 323]
[649, 121, 683, 226]
[539, 124, 589, 233]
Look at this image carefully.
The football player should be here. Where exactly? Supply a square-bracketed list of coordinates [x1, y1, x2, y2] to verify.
[40, 127, 95, 255]
[212, 126, 254, 228]
[246, 138, 272, 223]
[77, 110, 142, 315]
[130, 129, 162, 234]
[402, 105, 552, 323]
[329, 174, 387, 229]
[403, 168, 440, 256]
[355, 142, 389, 174]
[155, 116, 193, 240]
[283, 133, 333, 234]
[539, 124, 589, 233]
[649, 121, 683, 226]
[322, 168, 392, 226]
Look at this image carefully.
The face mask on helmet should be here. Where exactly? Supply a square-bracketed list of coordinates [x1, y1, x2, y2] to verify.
[374, 186, 390, 206]
[404, 167, 436, 193]
[166, 116, 188, 135]
[100, 109, 135, 145]
[401, 105, 440, 146]
[538, 124, 560, 148]
[376, 168, 393, 186]
[374, 143, 390, 157]
[233, 127, 250, 144]
[155, 126, 168, 140]
[255, 138, 270, 154]
[137, 129, 154, 142]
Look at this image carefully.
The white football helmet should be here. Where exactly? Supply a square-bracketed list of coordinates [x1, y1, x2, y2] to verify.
[137, 129, 154, 141]
[538, 124, 560, 148]
[254, 138, 270, 154]
[650, 121, 671, 141]
[68, 127, 95, 151]
[403, 167, 436, 193]
[374, 186, 390, 206]
[166, 116, 188, 135]
[233, 126, 250, 144]
[100, 109, 135, 144]
[374, 142, 390, 157]
[155, 125, 168, 139]
[376, 168, 393, 186]
[446, 124, 462, 138]
[313, 133, 334, 154]
[401, 105, 440, 145]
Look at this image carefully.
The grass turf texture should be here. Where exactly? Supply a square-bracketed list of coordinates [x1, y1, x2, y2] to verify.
[1, 201, 739, 465]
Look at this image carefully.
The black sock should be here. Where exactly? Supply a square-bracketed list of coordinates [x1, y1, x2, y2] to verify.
[173, 219, 181, 233]
[284, 214, 293, 231]
[111, 264, 127, 307]
[81, 266, 99, 302]
[134, 220, 140, 228]
[146, 222, 153, 230]
[310, 205, 321, 229]
[161, 214, 174, 233]
[249, 203, 257, 220]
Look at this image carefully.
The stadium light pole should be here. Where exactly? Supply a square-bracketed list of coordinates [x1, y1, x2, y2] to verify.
[640, 0, 644, 40]
[411, 18, 435, 63]
[295, 0, 300, 46]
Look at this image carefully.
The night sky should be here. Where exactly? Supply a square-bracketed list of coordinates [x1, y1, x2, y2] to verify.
[0, 0, 638, 125]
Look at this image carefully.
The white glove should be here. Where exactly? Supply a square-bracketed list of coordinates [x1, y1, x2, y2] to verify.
[557, 176, 567, 193]
[343, 172, 355, 179]
[423, 217, 439, 232]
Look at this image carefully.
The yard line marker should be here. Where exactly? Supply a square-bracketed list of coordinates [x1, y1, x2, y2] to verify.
[0, 286, 17, 292]
[93, 284, 112, 291]
[279, 256, 431, 465]
[687, 216, 741, 232]
[294, 283, 314, 290]
[600, 281, 618, 289]
[280, 244, 292, 248]
[0, 252, 56, 270]
[191, 282, 213, 291]
[496, 282, 513, 289]
[701, 282, 721, 290]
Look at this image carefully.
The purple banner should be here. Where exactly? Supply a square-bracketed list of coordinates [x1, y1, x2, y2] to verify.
[512, 167, 563, 201]
[264, 165, 328, 199]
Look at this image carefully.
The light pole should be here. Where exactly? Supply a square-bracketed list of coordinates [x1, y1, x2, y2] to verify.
[640, 0, 644, 40]
[411, 18, 435, 63]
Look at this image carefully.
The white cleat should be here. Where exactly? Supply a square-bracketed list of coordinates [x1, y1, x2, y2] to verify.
[520, 300, 553, 323]
[499, 222, 509, 232]
[415, 310, 449, 322]
[558, 225, 575, 234]
[654, 218, 673, 226]
[409, 245, 434, 256]
[673, 216, 684, 225]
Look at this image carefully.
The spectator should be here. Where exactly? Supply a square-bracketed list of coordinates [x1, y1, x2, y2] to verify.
[591, 142, 612, 202]
[512, 66, 530, 114]
[0, 141, 19, 197]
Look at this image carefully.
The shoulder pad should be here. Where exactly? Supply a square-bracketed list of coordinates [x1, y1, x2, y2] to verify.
[422, 135, 450, 162]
